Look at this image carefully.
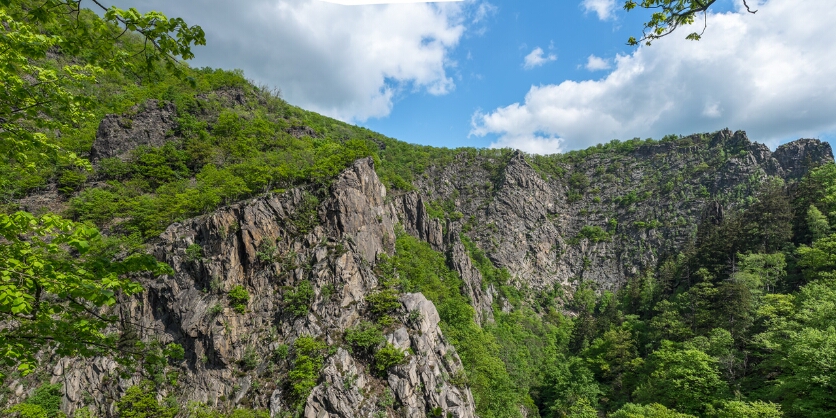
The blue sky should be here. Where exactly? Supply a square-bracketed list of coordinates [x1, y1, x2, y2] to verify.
[362, 0, 662, 148]
[107, 0, 836, 153]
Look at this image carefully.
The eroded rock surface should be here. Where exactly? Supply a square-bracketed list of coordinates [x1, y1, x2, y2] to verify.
[36, 158, 476, 418]
[90, 100, 177, 161]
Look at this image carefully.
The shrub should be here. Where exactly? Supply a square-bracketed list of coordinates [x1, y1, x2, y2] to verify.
[366, 290, 401, 317]
[228, 285, 249, 314]
[288, 337, 327, 405]
[240, 346, 258, 370]
[256, 241, 277, 262]
[116, 381, 177, 418]
[5, 404, 48, 418]
[577, 225, 611, 243]
[164, 343, 185, 362]
[208, 303, 223, 316]
[57, 169, 88, 195]
[569, 172, 590, 191]
[284, 281, 314, 316]
[185, 243, 204, 261]
[274, 344, 290, 360]
[374, 343, 407, 375]
[345, 321, 385, 355]
[290, 193, 320, 235]
[8, 383, 63, 418]
[610, 403, 695, 418]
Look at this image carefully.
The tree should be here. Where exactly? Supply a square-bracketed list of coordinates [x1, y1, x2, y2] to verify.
[0, 0, 201, 379]
[633, 341, 728, 415]
[754, 279, 836, 416]
[116, 381, 177, 418]
[623, 0, 758, 45]
[807, 205, 831, 242]
[610, 403, 696, 418]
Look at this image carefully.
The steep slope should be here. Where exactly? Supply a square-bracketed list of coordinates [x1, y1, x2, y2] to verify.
[39, 158, 475, 417]
[414, 130, 831, 296]
[3, 78, 832, 417]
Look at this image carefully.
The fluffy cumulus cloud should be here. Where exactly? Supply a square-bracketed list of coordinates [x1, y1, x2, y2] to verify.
[581, 0, 616, 20]
[472, 0, 836, 154]
[584, 54, 611, 71]
[106, 0, 468, 122]
[523, 47, 557, 69]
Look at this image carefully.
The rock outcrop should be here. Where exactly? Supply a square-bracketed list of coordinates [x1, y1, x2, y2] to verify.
[90, 100, 178, 161]
[413, 129, 834, 292]
[773, 138, 833, 180]
[36, 158, 476, 418]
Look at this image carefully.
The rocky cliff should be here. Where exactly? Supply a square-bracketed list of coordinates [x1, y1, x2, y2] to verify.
[11, 158, 474, 417]
[413, 130, 832, 296]
[5, 95, 833, 417]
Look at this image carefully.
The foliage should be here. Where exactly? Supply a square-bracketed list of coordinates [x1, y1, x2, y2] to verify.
[365, 289, 401, 318]
[228, 285, 249, 314]
[633, 341, 728, 414]
[373, 343, 407, 375]
[581, 225, 612, 243]
[610, 403, 696, 418]
[239, 345, 258, 370]
[0, 212, 170, 378]
[283, 281, 314, 317]
[287, 336, 326, 406]
[116, 381, 177, 418]
[344, 321, 385, 355]
[0, 0, 197, 381]
[186, 403, 269, 418]
[4, 404, 48, 418]
[5, 383, 63, 418]
[379, 230, 533, 417]
[710, 401, 782, 418]
[623, 0, 758, 45]
[185, 243, 204, 261]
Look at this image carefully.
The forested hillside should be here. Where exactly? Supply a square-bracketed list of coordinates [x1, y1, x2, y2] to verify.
[2, 2, 836, 418]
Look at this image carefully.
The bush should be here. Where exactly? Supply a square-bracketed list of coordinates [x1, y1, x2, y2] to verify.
[5, 404, 48, 418]
[57, 168, 88, 195]
[283, 281, 314, 316]
[373, 343, 407, 375]
[288, 337, 327, 405]
[5, 383, 63, 418]
[366, 290, 401, 317]
[255, 241, 277, 262]
[610, 403, 696, 418]
[240, 346, 258, 370]
[228, 285, 249, 314]
[116, 381, 177, 418]
[345, 321, 385, 355]
[274, 344, 290, 360]
[185, 243, 204, 261]
[577, 225, 611, 243]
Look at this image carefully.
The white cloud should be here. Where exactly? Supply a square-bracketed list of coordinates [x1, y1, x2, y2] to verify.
[585, 54, 611, 71]
[320, 0, 461, 4]
[523, 47, 557, 69]
[581, 0, 616, 21]
[472, 0, 836, 153]
[106, 0, 470, 122]
[472, 1, 497, 23]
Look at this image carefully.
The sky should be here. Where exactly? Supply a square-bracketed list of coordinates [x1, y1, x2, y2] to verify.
[105, 0, 836, 154]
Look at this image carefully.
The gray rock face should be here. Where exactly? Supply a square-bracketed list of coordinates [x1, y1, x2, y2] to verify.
[10, 121, 834, 418]
[413, 130, 834, 294]
[773, 138, 833, 180]
[37, 158, 476, 418]
[90, 100, 177, 161]
[385, 294, 475, 418]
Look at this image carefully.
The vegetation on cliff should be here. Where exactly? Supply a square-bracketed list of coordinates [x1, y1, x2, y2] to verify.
[2, 2, 836, 418]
